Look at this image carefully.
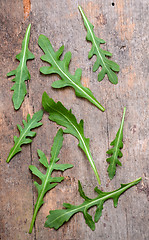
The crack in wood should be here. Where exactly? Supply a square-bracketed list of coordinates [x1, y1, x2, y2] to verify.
[29, 99, 36, 239]
[30, 144, 37, 240]
[125, 208, 129, 240]
[105, 104, 110, 148]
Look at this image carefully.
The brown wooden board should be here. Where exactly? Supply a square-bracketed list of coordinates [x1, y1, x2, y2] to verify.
[0, 0, 149, 239]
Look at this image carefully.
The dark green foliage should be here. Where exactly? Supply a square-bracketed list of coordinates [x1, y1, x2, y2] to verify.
[45, 177, 141, 230]
[7, 24, 35, 110]
[106, 107, 126, 179]
[6, 110, 43, 163]
[79, 6, 120, 84]
[29, 129, 73, 233]
[38, 34, 105, 111]
[42, 91, 101, 185]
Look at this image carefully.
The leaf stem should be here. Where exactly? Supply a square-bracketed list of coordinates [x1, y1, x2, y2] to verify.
[45, 177, 142, 229]
[84, 148, 101, 185]
[122, 107, 126, 125]
[29, 202, 39, 234]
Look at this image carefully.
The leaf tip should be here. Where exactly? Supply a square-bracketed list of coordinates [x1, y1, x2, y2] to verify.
[123, 106, 126, 115]
[6, 158, 10, 163]
[29, 165, 33, 170]
[27, 23, 31, 32]
[133, 177, 142, 185]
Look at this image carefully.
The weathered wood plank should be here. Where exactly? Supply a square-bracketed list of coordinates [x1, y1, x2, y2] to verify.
[0, 1, 35, 239]
[0, 0, 148, 239]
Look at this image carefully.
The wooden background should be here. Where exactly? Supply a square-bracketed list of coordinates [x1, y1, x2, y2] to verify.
[0, 0, 149, 239]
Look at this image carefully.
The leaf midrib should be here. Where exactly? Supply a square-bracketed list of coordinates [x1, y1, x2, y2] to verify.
[41, 39, 102, 109]
[35, 140, 61, 211]
[109, 108, 126, 170]
[17, 25, 30, 104]
[79, 7, 114, 81]
[7, 117, 37, 162]
[46, 100, 100, 183]
[47, 179, 139, 226]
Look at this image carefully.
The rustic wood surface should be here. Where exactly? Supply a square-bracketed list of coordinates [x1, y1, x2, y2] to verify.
[0, 0, 149, 239]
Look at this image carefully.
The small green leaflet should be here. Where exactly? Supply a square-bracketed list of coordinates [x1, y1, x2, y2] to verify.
[45, 177, 142, 230]
[78, 6, 120, 84]
[6, 110, 43, 163]
[42, 92, 101, 185]
[38, 34, 105, 112]
[7, 24, 35, 110]
[29, 129, 73, 233]
[106, 107, 126, 179]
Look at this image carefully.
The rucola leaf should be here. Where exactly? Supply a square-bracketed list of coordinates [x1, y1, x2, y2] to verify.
[78, 6, 120, 84]
[45, 177, 142, 230]
[29, 129, 73, 233]
[7, 24, 35, 110]
[42, 92, 101, 185]
[6, 110, 43, 163]
[38, 34, 105, 112]
[106, 107, 126, 179]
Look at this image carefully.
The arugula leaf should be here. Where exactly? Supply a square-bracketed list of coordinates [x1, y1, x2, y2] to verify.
[38, 34, 105, 112]
[29, 128, 73, 233]
[7, 24, 35, 110]
[6, 110, 43, 163]
[106, 107, 126, 179]
[42, 91, 101, 185]
[45, 177, 142, 230]
[78, 6, 120, 84]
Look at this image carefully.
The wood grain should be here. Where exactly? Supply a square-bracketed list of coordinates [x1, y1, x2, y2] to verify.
[0, 0, 148, 239]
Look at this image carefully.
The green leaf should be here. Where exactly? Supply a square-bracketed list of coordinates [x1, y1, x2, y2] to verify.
[106, 107, 126, 179]
[45, 177, 142, 230]
[38, 34, 105, 112]
[42, 92, 101, 185]
[78, 6, 120, 84]
[7, 24, 35, 110]
[6, 110, 43, 163]
[29, 129, 73, 234]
